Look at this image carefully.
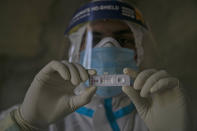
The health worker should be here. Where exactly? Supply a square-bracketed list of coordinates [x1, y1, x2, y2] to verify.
[0, 0, 189, 131]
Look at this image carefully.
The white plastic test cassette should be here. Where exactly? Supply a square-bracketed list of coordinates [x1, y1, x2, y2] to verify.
[89, 74, 131, 87]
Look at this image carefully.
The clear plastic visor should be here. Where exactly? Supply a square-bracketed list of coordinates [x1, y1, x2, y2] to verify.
[75, 19, 139, 76]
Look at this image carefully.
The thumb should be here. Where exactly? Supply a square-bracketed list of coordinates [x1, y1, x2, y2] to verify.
[122, 68, 146, 110]
[71, 86, 97, 109]
[71, 69, 96, 110]
[87, 69, 97, 76]
[122, 86, 145, 109]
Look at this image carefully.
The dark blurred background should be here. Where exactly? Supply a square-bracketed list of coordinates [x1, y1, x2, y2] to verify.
[0, 0, 196, 130]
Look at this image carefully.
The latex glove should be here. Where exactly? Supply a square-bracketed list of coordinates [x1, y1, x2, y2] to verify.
[16, 60, 96, 129]
[122, 68, 188, 131]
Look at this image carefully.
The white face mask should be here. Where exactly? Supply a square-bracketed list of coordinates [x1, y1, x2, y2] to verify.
[94, 37, 121, 48]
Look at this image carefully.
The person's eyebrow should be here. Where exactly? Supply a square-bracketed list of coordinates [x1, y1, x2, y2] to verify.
[113, 29, 132, 35]
[92, 29, 133, 36]
[92, 31, 102, 36]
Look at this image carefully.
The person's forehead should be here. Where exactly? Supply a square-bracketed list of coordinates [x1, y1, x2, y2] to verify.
[89, 19, 131, 34]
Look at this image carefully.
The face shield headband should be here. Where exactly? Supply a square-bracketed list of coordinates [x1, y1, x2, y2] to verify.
[64, 0, 148, 35]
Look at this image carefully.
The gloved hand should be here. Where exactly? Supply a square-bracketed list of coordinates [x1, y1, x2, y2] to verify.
[15, 60, 96, 129]
[122, 68, 188, 131]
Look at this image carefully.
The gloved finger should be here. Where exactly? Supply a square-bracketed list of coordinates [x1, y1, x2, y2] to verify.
[69, 86, 97, 110]
[134, 69, 157, 90]
[150, 77, 179, 94]
[87, 69, 97, 76]
[123, 68, 138, 79]
[62, 61, 81, 86]
[72, 63, 89, 82]
[122, 86, 145, 110]
[140, 70, 169, 98]
[122, 68, 145, 109]
[41, 60, 70, 80]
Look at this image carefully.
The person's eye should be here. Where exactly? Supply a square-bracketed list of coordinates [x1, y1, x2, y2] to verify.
[117, 38, 135, 46]
[93, 36, 102, 46]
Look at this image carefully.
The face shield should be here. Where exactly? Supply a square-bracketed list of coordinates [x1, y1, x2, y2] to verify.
[75, 19, 139, 68]
[65, 0, 158, 97]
